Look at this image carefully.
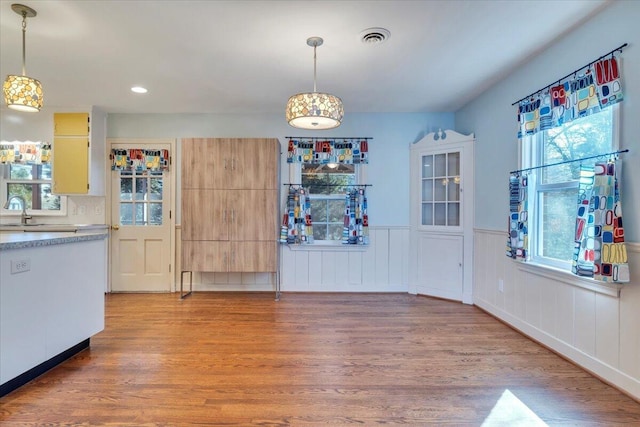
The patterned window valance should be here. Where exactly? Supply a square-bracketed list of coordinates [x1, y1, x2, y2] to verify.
[111, 149, 170, 172]
[286, 137, 369, 164]
[0, 141, 51, 165]
[517, 46, 625, 138]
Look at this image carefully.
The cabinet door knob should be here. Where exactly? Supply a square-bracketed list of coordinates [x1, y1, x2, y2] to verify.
[111, 224, 120, 230]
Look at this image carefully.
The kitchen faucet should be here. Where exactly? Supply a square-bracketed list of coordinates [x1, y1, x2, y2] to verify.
[3, 195, 33, 225]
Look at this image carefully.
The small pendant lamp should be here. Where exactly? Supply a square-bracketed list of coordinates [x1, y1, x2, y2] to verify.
[3, 3, 43, 112]
[286, 37, 343, 130]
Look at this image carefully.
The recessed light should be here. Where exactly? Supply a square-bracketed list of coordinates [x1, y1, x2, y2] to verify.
[131, 86, 148, 94]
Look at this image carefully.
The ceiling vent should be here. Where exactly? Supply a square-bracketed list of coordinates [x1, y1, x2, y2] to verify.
[360, 27, 390, 45]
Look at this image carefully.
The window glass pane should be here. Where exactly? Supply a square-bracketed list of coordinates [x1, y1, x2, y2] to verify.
[542, 109, 612, 184]
[540, 189, 576, 262]
[422, 179, 433, 202]
[6, 183, 31, 208]
[448, 180, 460, 201]
[135, 177, 147, 201]
[120, 177, 132, 201]
[120, 203, 133, 225]
[447, 152, 460, 176]
[434, 203, 446, 226]
[313, 226, 327, 241]
[301, 163, 355, 194]
[310, 200, 326, 222]
[448, 202, 460, 226]
[434, 179, 446, 201]
[434, 154, 446, 177]
[422, 155, 433, 178]
[150, 178, 163, 201]
[149, 203, 163, 225]
[327, 200, 344, 222]
[422, 203, 433, 226]
[135, 203, 146, 225]
[327, 224, 343, 240]
[9, 164, 32, 179]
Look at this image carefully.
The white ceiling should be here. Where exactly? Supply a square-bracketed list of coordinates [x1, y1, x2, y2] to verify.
[0, 0, 610, 115]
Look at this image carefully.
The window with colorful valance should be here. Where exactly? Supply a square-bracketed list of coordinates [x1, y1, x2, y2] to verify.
[0, 141, 51, 164]
[110, 148, 170, 172]
[286, 138, 369, 165]
[517, 54, 624, 138]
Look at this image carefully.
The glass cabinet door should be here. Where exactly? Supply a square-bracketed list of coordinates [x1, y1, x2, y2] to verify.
[421, 151, 460, 227]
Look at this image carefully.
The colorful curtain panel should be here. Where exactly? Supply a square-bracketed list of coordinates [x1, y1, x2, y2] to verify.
[573, 160, 629, 283]
[111, 149, 169, 172]
[343, 188, 369, 245]
[287, 138, 369, 165]
[506, 173, 528, 260]
[0, 141, 51, 165]
[517, 56, 623, 138]
[280, 186, 314, 244]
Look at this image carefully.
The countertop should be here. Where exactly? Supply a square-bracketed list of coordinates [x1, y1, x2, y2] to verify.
[0, 227, 108, 251]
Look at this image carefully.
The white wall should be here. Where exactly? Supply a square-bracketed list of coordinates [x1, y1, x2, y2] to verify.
[109, 112, 454, 291]
[455, 1, 640, 399]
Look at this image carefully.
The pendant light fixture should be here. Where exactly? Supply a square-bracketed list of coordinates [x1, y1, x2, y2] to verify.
[286, 37, 343, 130]
[3, 3, 43, 112]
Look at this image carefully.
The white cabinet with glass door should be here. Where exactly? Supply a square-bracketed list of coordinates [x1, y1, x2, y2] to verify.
[409, 130, 474, 304]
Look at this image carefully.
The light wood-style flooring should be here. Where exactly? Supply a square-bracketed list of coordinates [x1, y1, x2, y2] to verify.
[1, 292, 639, 425]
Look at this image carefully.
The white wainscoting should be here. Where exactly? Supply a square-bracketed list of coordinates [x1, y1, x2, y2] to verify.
[174, 226, 409, 293]
[474, 228, 640, 400]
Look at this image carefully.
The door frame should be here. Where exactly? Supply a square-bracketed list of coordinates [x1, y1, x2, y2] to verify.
[106, 138, 177, 292]
[409, 129, 475, 304]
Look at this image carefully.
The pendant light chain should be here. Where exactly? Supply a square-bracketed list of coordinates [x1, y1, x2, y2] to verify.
[21, 11, 28, 76]
[313, 43, 317, 93]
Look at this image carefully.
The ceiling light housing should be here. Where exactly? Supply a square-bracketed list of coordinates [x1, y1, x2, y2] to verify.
[286, 37, 343, 130]
[3, 3, 43, 112]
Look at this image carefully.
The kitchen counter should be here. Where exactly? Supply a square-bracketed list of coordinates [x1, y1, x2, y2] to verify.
[0, 228, 108, 251]
[1, 227, 108, 396]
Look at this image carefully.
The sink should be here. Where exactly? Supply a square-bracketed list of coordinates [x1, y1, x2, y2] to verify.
[0, 224, 108, 232]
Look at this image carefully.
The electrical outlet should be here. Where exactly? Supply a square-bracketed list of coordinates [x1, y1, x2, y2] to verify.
[78, 205, 86, 215]
[498, 279, 504, 292]
[11, 258, 31, 274]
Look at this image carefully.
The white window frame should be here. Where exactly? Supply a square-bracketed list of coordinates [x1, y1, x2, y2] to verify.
[521, 105, 619, 271]
[1, 163, 67, 218]
[289, 162, 367, 246]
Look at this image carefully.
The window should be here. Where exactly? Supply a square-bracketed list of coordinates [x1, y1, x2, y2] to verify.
[523, 106, 617, 269]
[1, 163, 66, 215]
[299, 163, 358, 242]
[118, 170, 164, 226]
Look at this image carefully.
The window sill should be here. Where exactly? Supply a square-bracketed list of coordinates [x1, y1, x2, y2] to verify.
[516, 261, 623, 298]
[283, 242, 368, 252]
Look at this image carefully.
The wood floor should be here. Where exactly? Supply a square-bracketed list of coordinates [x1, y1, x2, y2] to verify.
[1, 292, 639, 426]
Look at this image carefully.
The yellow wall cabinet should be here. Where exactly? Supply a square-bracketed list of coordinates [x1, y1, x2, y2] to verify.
[52, 109, 106, 195]
[181, 138, 280, 273]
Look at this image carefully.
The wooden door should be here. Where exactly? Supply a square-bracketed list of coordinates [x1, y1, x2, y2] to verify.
[228, 190, 278, 241]
[231, 138, 279, 190]
[181, 241, 229, 271]
[229, 241, 277, 272]
[110, 141, 173, 292]
[181, 138, 230, 189]
[182, 189, 228, 241]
